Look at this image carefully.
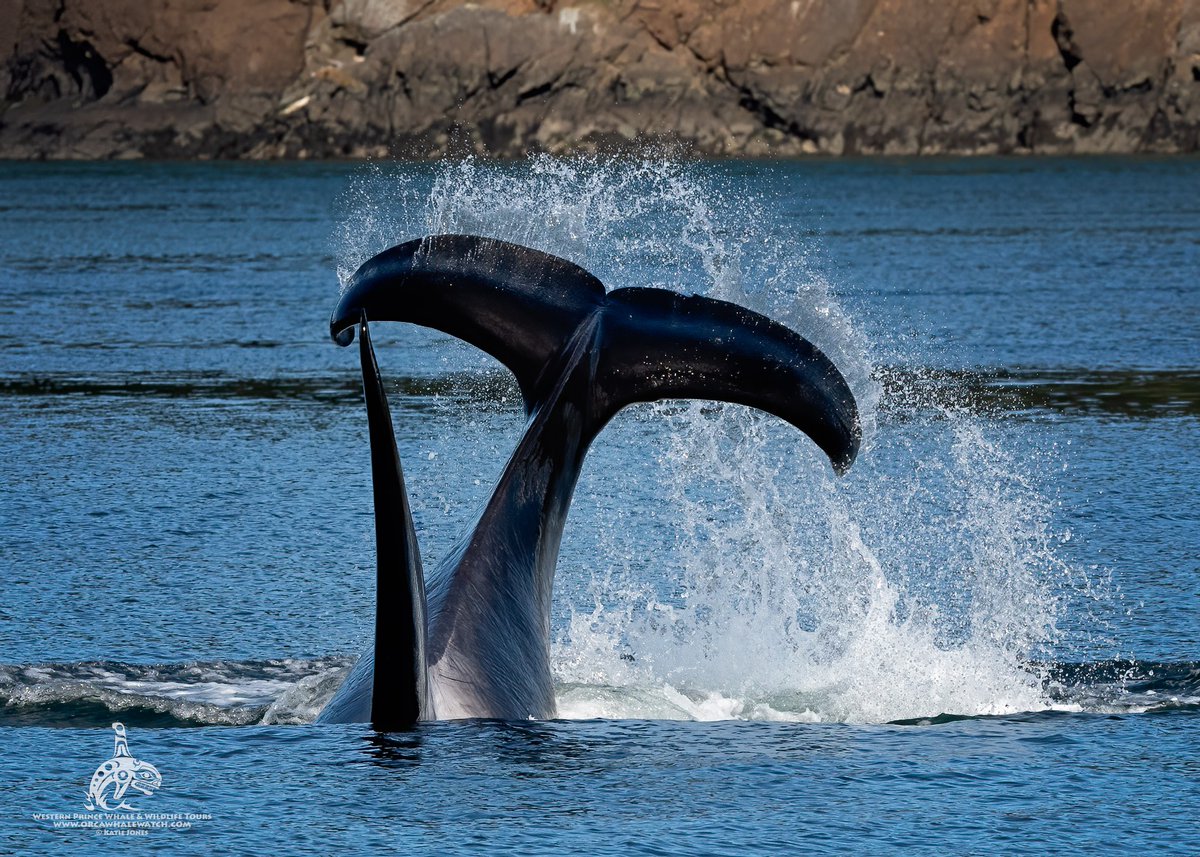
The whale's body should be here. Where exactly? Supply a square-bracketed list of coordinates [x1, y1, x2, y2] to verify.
[317, 235, 860, 728]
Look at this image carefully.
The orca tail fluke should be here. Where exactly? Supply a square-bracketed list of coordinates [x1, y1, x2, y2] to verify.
[332, 235, 606, 411]
[596, 288, 860, 472]
[331, 235, 860, 473]
[358, 315, 430, 727]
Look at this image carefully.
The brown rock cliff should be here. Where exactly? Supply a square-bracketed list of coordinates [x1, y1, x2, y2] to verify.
[2, 0, 1197, 157]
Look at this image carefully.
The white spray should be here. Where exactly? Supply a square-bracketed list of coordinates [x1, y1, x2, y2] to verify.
[336, 155, 1103, 723]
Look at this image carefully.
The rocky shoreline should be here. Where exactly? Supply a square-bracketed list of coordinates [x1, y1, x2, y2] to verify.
[2, 0, 1198, 159]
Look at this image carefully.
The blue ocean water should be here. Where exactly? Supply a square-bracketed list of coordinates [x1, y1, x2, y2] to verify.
[1, 157, 1198, 853]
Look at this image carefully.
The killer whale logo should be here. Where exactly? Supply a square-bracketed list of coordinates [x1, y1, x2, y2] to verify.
[85, 723, 162, 811]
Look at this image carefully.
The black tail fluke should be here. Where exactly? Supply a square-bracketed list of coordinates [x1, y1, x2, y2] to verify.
[596, 288, 860, 473]
[331, 235, 860, 473]
[332, 235, 606, 411]
[359, 315, 429, 727]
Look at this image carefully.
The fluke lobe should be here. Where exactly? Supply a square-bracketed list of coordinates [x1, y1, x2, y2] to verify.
[318, 234, 860, 729]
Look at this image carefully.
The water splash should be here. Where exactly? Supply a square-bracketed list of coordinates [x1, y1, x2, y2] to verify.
[2, 656, 1192, 728]
[336, 155, 1110, 724]
[0, 659, 351, 727]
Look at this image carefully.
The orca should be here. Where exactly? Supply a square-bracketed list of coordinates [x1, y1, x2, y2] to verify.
[317, 234, 860, 728]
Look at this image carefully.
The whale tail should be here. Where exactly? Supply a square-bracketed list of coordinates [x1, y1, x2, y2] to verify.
[326, 235, 859, 727]
[332, 234, 860, 469]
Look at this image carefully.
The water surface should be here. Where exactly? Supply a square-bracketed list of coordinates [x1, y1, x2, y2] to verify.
[1, 157, 1197, 853]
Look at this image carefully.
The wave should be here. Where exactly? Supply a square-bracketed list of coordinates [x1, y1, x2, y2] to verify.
[0, 659, 351, 728]
[0, 371, 516, 407]
[876, 367, 1200, 419]
[6, 367, 1195, 418]
[2, 658, 1196, 729]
